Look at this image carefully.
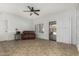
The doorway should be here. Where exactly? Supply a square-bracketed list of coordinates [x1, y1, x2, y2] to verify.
[49, 21, 56, 41]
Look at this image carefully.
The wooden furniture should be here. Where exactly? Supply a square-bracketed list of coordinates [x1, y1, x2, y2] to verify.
[21, 31, 36, 40]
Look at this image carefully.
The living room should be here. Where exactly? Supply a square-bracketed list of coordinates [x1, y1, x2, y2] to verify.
[0, 3, 79, 56]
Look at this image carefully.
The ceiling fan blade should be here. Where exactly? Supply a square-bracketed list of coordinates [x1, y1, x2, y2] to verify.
[23, 10, 30, 12]
[34, 12, 39, 16]
[30, 13, 33, 16]
[34, 10, 40, 12]
[27, 6, 32, 10]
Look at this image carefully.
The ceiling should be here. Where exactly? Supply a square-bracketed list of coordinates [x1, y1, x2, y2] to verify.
[0, 3, 78, 19]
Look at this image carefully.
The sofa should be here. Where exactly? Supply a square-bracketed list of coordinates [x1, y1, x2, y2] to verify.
[21, 31, 36, 40]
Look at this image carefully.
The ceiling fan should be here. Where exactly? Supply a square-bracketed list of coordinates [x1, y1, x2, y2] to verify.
[23, 6, 40, 16]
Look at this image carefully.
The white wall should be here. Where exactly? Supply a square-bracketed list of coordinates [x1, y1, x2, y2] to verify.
[0, 13, 34, 41]
[56, 8, 76, 44]
[56, 11, 71, 44]
[34, 8, 77, 44]
[76, 6, 79, 51]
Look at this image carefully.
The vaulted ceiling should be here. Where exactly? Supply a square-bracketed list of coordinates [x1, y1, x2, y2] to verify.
[0, 3, 78, 19]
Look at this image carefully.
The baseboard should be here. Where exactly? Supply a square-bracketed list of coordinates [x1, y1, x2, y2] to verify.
[36, 38, 49, 40]
[0, 39, 14, 41]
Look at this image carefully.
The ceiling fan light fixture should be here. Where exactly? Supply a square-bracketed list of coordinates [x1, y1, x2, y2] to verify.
[23, 6, 40, 16]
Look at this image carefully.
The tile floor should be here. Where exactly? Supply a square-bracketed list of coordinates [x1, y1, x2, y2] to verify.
[0, 39, 78, 56]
